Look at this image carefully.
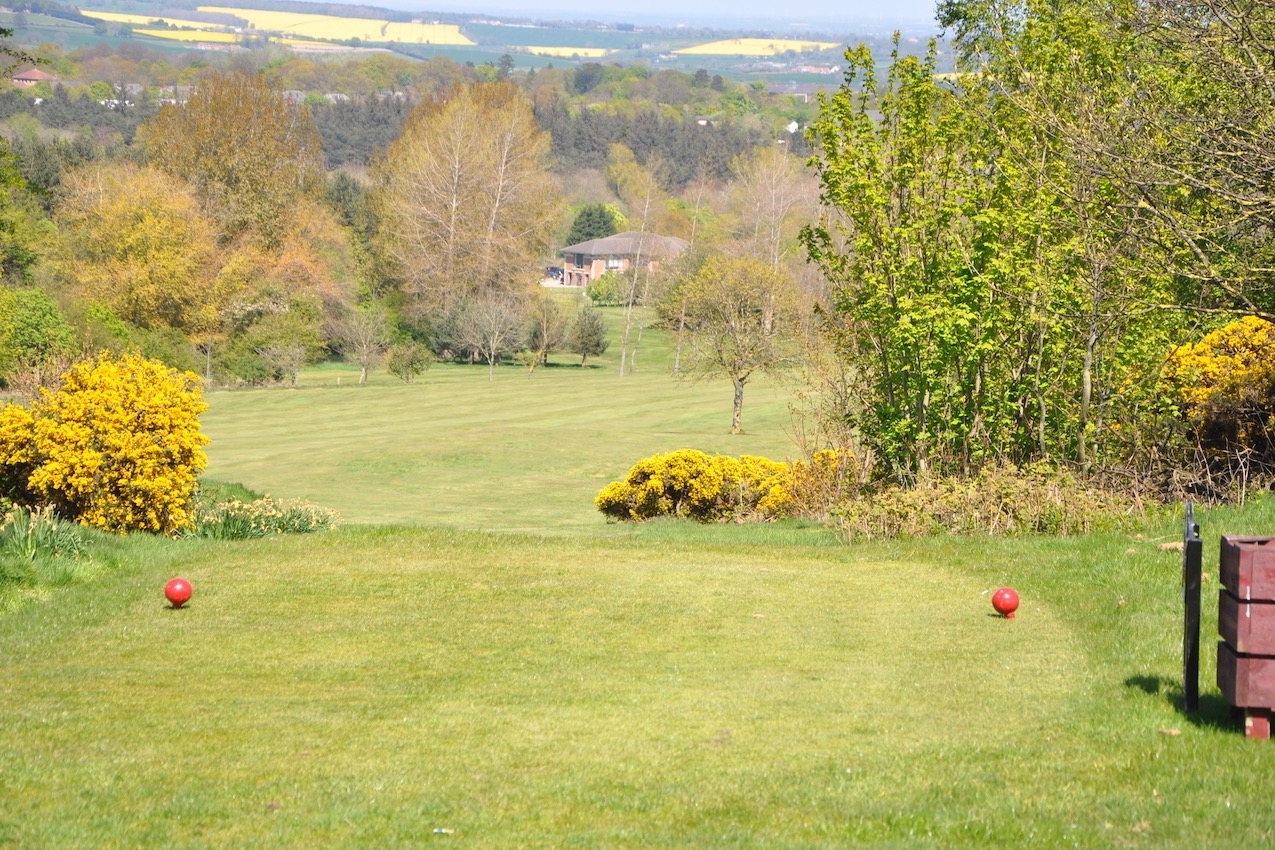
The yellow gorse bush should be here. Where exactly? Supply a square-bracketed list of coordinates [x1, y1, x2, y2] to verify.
[1163, 316, 1275, 475]
[1164, 315, 1275, 417]
[596, 449, 795, 522]
[0, 403, 35, 467]
[0, 353, 208, 534]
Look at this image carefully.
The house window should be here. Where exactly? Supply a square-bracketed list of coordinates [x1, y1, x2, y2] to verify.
[605, 255, 623, 269]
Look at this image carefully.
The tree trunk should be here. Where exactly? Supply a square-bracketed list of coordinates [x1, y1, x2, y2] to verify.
[1079, 336, 1094, 473]
[731, 377, 745, 434]
[673, 306, 686, 376]
[358, 364, 368, 385]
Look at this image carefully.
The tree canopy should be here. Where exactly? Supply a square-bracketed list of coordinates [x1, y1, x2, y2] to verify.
[372, 82, 562, 314]
[138, 71, 323, 247]
[803, 1, 1275, 491]
[52, 162, 220, 334]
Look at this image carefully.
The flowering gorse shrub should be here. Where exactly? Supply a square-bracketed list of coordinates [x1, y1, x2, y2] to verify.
[1164, 316, 1275, 478]
[1165, 316, 1275, 415]
[596, 449, 795, 522]
[189, 496, 340, 539]
[0, 353, 208, 534]
[0, 404, 37, 506]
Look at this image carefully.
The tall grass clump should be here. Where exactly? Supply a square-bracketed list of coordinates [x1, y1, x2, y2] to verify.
[0, 504, 88, 563]
[0, 504, 108, 612]
[187, 481, 340, 539]
[832, 462, 1151, 540]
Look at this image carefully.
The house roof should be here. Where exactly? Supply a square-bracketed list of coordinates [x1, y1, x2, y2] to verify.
[561, 231, 690, 258]
[12, 67, 58, 82]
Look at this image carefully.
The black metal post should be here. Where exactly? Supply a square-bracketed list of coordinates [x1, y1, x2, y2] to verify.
[1183, 502, 1202, 713]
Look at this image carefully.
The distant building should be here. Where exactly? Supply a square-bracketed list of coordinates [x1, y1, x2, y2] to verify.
[767, 82, 838, 103]
[560, 231, 690, 288]
[11, 67, 58, 89]
[158, 85, 194, 104]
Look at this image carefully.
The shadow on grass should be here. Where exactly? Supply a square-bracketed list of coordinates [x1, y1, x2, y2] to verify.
[1124, 674, 1238, 732]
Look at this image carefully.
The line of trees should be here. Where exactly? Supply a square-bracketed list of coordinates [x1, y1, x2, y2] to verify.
[802, 0, 1275, 493]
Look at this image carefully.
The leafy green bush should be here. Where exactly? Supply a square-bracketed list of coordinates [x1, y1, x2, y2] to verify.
[596, 449, 793, 523]
[586, 272, 627, 306]
[831, 463, 1146, 540]
[387, 341, 434, 383]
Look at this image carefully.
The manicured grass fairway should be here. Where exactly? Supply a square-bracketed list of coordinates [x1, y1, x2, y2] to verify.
[199, 305, 797, 532]
[4, 311, 1275, 847]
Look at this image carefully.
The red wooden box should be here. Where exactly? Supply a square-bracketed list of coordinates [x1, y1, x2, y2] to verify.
[1218, 641, 1275, 708]
[1220, 536, 1275, 601]
[1219, 590, 1275, 655]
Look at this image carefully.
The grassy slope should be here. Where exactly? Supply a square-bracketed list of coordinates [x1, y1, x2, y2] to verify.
[200, 305, 796, 532]
[4, 309, 1275, 847]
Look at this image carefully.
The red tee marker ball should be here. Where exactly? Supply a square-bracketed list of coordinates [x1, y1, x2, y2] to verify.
[165, 577, 192, 609]
[992, 587, 1019, 619]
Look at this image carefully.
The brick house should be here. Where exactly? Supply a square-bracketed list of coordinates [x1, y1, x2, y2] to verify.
[560, 231, 690, 288]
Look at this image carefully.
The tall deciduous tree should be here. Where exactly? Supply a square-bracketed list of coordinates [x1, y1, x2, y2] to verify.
[678, 253, 808, 434]
[335, 303, 392, 384]
[454, 293, 527, 381]
[727, 146, 815, 269]
[934, 1, 1199, 472]
[938, 0, 1275, 323]
[0, 142, 49, 284]
[372, 82, 561, 314]
[805, 31, 1185, 481]
[53, 162, 221, 334]
[138, 71, 323, 247]
[524, 293, 569, 371]
[1110, 0, 1275, 319]
[604, 145, 684, 377]
[805, 42, 989, 478]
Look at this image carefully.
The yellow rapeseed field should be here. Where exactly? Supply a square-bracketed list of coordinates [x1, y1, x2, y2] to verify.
[134, 29, 240, 43]
[197, 6, 474, 44]
[82, 11, 216, 28]
[675, 37, 838, 56]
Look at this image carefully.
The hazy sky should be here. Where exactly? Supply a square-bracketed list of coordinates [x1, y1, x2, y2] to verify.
[377, 1, 941, 32]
